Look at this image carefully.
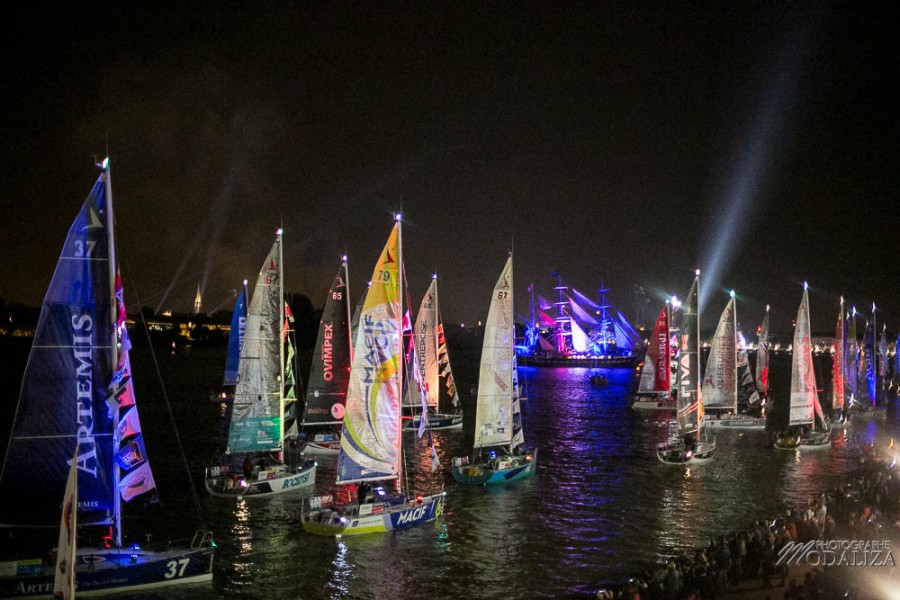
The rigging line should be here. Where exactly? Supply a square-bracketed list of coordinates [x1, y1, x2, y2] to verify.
[122, 255, 206, 531]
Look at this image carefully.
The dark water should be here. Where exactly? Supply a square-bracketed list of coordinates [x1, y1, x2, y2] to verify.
[2, 340, 898, 599]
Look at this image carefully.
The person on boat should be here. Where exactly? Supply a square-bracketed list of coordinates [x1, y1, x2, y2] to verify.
[683, 435, 696, 451]
[243, 455, 252, 481]
[358, 483, 370, 504]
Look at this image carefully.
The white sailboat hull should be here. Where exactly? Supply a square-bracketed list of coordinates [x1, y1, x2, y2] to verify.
[631, 393, 675, 410]
[205, 461, 316, 498]
[657, 439, 716, 464]
[704, 413, 766, 430]
[301, 493, 445, 536]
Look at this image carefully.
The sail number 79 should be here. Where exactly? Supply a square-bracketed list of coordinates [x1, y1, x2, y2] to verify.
[164, 558, 190, 579]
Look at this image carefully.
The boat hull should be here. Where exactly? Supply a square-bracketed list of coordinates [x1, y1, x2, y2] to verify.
[304, 441, 340, 455]
[517, 354, 637, 368]
[774, 430, 832, 450]
[656, 441, 716, 464]
[205, 461, 316, 498]
[402, 413, 463, 431]
[450, 450, 538, 485]
[704, 415, 767, 430]
[0, 543, 214, 598]
[631, 395, 676, 411]
[301, 432, 342, 455]
[301, 493, 445, 536]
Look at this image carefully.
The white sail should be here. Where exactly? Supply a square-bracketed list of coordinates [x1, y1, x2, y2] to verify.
[789, 287, 823, 427]
[473, 255, 514, 449]
[415, 278, 441, 409]
[702, 296, 736, 409]
[53, 447, 78, 600]
[228, 233, 284, 454]
[567, 294, 599, 325]
[570, 317, 590, 353]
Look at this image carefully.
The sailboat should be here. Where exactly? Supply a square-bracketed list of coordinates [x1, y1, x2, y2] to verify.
[846, 306, 886, 421]
[300, 216, 446, 535]
[212, 280, 248, 404]
[403, 275, 463, 431]
[204, 230, 316, 497]
[755, 305, 770, 405]
[451, 254, 538, 485]
[0, 160, 214, 597]
[299, 257, 353, 454]
[830, 298, 847, 427]
[632, 304, 676, 410]
[774, 284, 831, 450]
[657, 270, 716, 464]
[703, 291, 765, 429]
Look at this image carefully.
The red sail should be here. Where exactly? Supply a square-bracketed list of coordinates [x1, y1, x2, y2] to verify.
[654, 308, 670, 392]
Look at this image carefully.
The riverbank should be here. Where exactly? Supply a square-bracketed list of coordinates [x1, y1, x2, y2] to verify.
[597, 446, 900, 599]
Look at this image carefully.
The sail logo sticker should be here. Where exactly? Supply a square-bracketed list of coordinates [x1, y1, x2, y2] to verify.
[322, 323, 334, 380]
[281, 471, 312, 489]
[396, 504, 428, 525]
[72, 313, 99, 478]
[331, 403, 345, 420]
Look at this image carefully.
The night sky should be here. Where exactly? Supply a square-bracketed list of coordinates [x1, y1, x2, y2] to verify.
[1, 4, 897, 336]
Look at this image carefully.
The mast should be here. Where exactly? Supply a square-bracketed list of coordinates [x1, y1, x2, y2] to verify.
[278, 229, 285, 456]
[666, 299, 672, 394]
[102, 158, 123, 548]
[695, 270, 702, 440]
[432, 272, 440, 410]
[396, 213, 404, 494]
[873, 303, 877, 405]
[731, 290, 737, 414]
[529, 281, 536, 340]
[508, 250, 516, 453]
[553, 271, 567, 354]
[835, 297, 845, 413]
[343, 255, 353, 362]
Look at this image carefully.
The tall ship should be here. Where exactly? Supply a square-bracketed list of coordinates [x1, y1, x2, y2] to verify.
[517, 274, 642, 368]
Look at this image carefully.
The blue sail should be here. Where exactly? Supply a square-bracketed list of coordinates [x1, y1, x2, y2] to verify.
[0, 175, 115, 526]
[223, 283, 248, 386]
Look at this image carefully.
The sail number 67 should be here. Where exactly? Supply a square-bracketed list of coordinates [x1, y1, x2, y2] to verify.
[164, 558, 190, 579]
[497, 291, 508, 300]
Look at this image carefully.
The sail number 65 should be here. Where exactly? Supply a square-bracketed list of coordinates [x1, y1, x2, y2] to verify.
[164, 558, 190, 579]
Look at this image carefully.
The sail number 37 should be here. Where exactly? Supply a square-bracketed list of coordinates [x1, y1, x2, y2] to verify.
[73, 240, 96, 258]
[164, 558, 190, 579]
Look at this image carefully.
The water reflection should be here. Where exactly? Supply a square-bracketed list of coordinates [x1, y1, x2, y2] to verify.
[326, 540, 350, 598]
[228, 498, 254, 591]
[144, 347, 900, 598]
